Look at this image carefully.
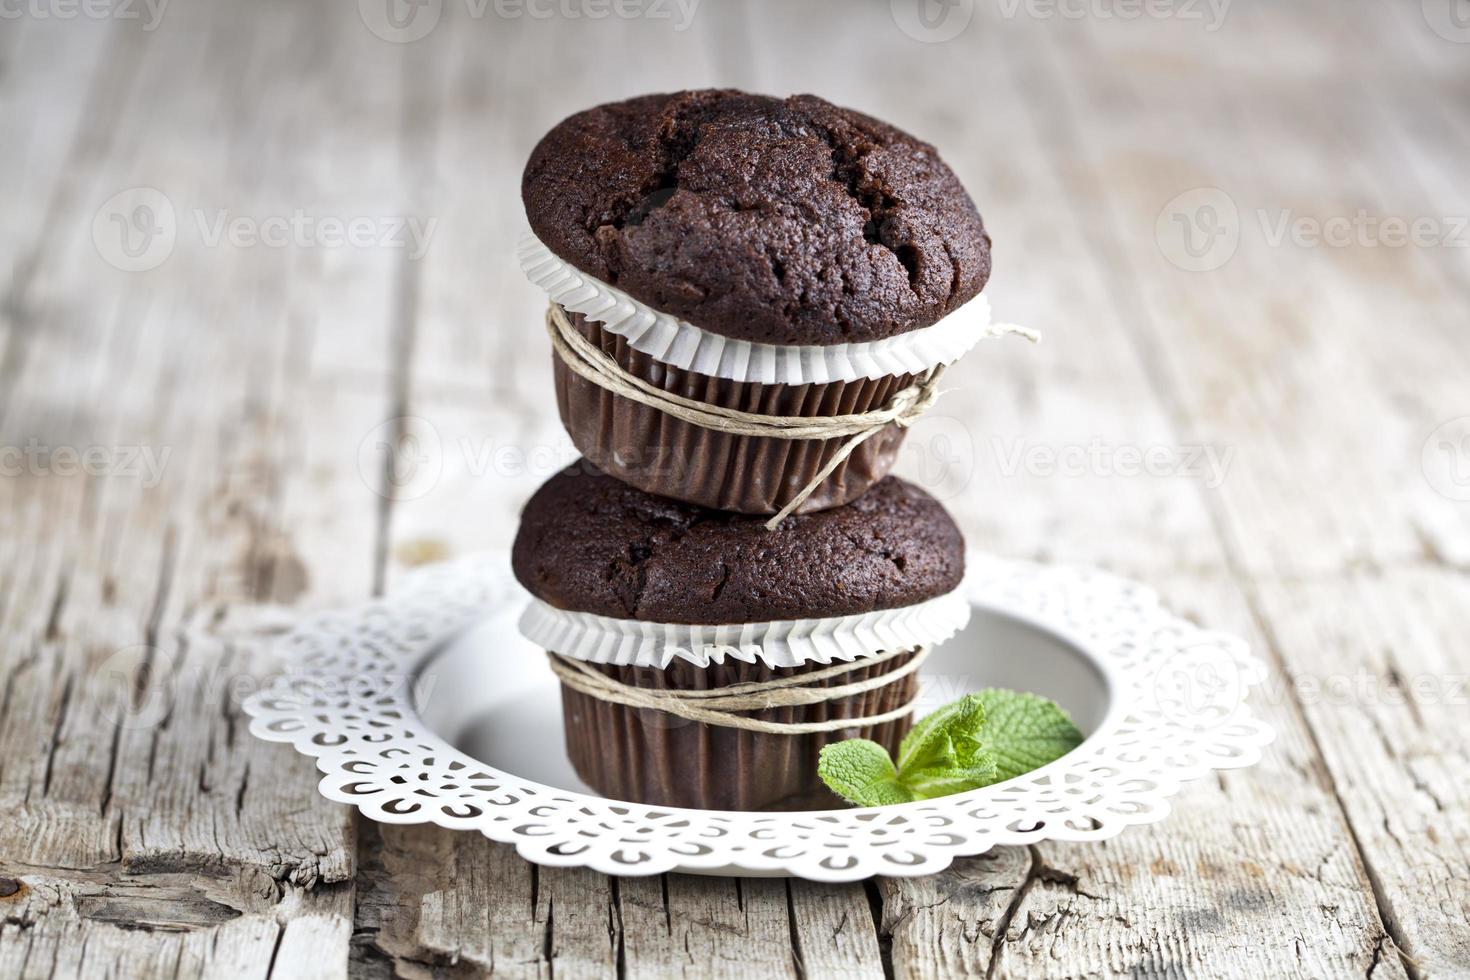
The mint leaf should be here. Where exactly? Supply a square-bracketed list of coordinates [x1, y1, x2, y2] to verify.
[897, 694, 997, 798]
[902, 760, 999, 798]
[973, 689, 1084, 783]
[818, 739, 914, 807]
[817, 690, 1083, 808]
[896, 694, 988, 776]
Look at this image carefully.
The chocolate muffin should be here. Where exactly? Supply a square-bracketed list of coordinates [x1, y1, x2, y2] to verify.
[523, 90, 991, 346]
[512, 463, 969, 811]
[519, 89, 996, 516]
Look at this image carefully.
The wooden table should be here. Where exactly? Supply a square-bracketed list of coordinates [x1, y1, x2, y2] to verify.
[3, 0, 1467, 976]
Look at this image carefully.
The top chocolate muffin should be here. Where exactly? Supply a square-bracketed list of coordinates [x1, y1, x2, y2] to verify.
[522, 90, 991, 347]
[512, 464, 965, 624]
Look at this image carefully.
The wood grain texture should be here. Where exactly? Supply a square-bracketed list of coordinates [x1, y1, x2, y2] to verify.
[3, 0, 1467, 977]
[1016, 9, 1470, 974]
[1, 0, 400, 975]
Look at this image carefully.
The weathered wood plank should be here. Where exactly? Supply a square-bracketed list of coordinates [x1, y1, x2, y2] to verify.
[1015, 7, 1470, 974]
[616, 874, 798, 980]
[786, 879, 886, 980]
[0, 17, 135, 288]
[0, 0, 411, 975]
[353, 823, 619, 978]
[1252, 571, 1470, 973]
[879, 847, 1031, 978]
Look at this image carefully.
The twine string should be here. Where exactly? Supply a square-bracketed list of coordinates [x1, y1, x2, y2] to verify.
[546, 305, 1037, 528]
[546, 305, 945, 528]
[546, 645, 931, 735]
[547, 304, 946, 438]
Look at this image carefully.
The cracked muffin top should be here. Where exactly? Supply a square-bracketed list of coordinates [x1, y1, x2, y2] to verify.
[512, 463, 965, 623]
[522, 90, 991, 347]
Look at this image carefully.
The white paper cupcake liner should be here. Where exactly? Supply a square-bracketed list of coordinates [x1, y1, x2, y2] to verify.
[518, 233, 1009, 386]
[517, 588, 972, 670]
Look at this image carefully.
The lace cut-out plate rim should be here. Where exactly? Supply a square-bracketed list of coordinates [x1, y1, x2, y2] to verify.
[243, 552, 1275, 881]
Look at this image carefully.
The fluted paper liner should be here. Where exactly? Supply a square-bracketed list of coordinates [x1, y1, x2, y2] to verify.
[519, 588, 971, 670]
[519, 233, 1000, 386]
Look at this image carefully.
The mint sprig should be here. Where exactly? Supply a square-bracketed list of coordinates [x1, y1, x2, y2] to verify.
[818, 690, 1083, 807]
[972, 689, 1086, 783]
[813, 737, 915, 806]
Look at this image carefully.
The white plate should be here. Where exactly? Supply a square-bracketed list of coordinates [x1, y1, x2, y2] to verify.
[244, 552, 1273, 881]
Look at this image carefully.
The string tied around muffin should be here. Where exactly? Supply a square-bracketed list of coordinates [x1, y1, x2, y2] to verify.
[545, 304, 1038, 529]
[545, 644, 932, 735]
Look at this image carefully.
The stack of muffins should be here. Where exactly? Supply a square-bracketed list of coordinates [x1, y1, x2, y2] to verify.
[512, 90, 1003, 811]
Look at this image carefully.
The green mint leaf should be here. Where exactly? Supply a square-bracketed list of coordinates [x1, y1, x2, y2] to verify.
[818, 690, 1082, 808]
[973, 689, 1084, 783]
[896, 693, 988, 778]
[903, 760, 999, 798]
[818, 739, 914, 807]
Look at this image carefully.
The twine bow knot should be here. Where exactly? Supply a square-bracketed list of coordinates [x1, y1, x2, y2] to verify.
[545, 305, 952, 528]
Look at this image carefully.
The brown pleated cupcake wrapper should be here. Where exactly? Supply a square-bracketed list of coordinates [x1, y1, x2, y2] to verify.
[552, 307, 918, 516]
[559, 650, 920, 812]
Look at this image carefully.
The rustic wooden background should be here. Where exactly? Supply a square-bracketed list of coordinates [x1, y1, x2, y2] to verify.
[3, 0, 1468, 976]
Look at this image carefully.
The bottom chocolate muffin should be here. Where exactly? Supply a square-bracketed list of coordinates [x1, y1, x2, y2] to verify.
[560, 651, 920, 811]
[512, 464, 969, 811]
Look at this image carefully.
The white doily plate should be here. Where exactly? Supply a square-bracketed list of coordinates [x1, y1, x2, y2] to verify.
[242, 552, 1274, 882]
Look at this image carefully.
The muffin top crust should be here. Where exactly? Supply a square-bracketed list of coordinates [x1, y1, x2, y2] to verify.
[522, 89, 991, 347]
[512, 464, 965, 623]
